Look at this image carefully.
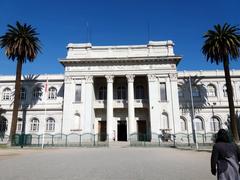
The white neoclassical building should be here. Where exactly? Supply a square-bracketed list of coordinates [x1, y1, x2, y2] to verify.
[0, 41, 240, 142]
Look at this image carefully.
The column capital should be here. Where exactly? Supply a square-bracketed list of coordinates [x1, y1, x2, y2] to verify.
[168, 73, 178, 81]
[126, 74, 135, 83]
[105, 75, 114, 83]
[85, 75, 93, 83]
[64, 76, 72, 84]
[147, 74, 157, 82]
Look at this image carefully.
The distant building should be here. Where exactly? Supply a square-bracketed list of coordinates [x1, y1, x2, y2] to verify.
[0, 41, 239, 141]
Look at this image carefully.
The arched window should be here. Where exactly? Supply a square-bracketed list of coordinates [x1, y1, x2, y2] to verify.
[30, 118, 39, 132]
[20, 88, 26, 100]
[180, 117, 187, 131]
[178, 86, 183, 97]
[207, 84, 217, 97]
[0, 116, 7, 133]
[2, 88, 11, 100]
[33, 87, 42, 99]
[223, 85, 227, 97]
[135, 85, 145, 99]
[48, 87, 57, 100]
[194, 117, 204, 131]
[162, 113, 169, 129]
[210, 117, 221, 132]
[117, 86, 126, 99]
[73, 113, 81, 130]
[46, 118, 55, 131]
[223, 84, 234, 97]
[98, 86, 107, 100]
[16, 118, 23, 132]
[192, 86, 200, 97]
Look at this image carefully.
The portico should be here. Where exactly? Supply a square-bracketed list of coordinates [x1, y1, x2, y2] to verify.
[93, 75, 149, 141]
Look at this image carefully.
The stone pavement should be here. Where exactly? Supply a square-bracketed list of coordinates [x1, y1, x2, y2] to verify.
[0, 147, 215, 180]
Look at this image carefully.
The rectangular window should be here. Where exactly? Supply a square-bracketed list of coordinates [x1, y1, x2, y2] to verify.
[17, 123, 22, 132]
[160, 83, 167, 101]
[75, 84, 81, 102]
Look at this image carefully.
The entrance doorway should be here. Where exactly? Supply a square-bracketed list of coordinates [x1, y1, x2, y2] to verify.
[117, 121, 127, 141]
[98, 121, 106, 141]
[0, 116, 7, 138]
[137, 120, 147, 141]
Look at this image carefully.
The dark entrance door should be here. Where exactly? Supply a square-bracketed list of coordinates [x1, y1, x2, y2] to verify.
[137, 120, 147, 141]
[0, 116, 7, 139]
[117, 121, 127, 141]
[98, 121, 106, 141]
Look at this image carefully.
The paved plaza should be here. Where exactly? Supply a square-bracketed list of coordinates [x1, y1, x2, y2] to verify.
[0, 146, 215, 180]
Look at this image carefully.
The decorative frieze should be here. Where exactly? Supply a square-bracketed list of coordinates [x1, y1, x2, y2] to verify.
[64, 64, 172, 72]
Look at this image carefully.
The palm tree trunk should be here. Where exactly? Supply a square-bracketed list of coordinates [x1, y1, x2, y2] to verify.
[9, 60, 22, 145]
[223, 57, 239, 143]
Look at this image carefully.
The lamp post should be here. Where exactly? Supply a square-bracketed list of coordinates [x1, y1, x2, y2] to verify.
[21, 104, 28, 148]
[188, 76, 198, 149]
[211, 102, 217, 132]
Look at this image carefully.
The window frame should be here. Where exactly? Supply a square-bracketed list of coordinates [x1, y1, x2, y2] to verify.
[75, 84, 82, 102]
[160, 82, 167, 102]
[48, 87, 57, 100]
[30, 118, 39, 132]
[194, 117, 204, 131]
[20, 87, 27, 100]
[207, 84, 217, 97]
[162, 113, 169, 129]
[180, 118, 187, 131]
[46, 118, 55, 132]
[135, 85, 145, 99]
[210, 117, 221, 132]
[33, 87, 42, 100]
[117, 86, 127, 99]
[192, 86, 200, 97]
[2, 88, 11, 101]
[98, 86, 107, 100]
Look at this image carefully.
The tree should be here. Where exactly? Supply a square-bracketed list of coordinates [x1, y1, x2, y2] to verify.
[0, 21, 41, 145]
[202, 23, 240, 142]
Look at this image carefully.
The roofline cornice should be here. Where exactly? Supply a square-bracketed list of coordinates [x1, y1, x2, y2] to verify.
[59, 56, 182, 66]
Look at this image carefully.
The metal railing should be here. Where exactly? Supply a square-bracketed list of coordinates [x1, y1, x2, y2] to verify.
[129, 132, 216, 147]
[0, 132, 216, 148]
[0, 133, 109, 147]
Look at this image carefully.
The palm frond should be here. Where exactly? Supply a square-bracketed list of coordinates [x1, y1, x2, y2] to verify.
[0, 21, 42, 63]
[202, 23, 240, 64]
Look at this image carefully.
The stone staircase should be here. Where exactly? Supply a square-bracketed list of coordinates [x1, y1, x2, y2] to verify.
[109, 141, 130, 148]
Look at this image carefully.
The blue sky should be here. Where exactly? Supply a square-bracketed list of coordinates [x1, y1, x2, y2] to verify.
[0, 0, 240, 75]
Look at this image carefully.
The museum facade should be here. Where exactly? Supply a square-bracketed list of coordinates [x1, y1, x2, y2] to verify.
[1, 41, 240, 141]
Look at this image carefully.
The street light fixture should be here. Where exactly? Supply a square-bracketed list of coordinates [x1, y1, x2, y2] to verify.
[210, 102, 217, 132]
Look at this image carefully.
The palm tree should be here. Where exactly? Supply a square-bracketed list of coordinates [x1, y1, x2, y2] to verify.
[0, 21, 41, 145]
[202, 23, 240, 142]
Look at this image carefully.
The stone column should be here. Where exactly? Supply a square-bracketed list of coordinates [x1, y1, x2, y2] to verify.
[84, 75, 94, 133]
[105, 75, 114, 141]
[169, 73, 181, 133]
[147, 74, 159, 134]
[62, 76, 73, 134]
[126, 74, 136, 135]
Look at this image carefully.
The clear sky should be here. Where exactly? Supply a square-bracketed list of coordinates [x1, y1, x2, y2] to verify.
[0, 0, 240, 75]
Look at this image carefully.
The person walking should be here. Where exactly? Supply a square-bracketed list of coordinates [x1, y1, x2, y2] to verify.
[211, 129, 240, 180]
